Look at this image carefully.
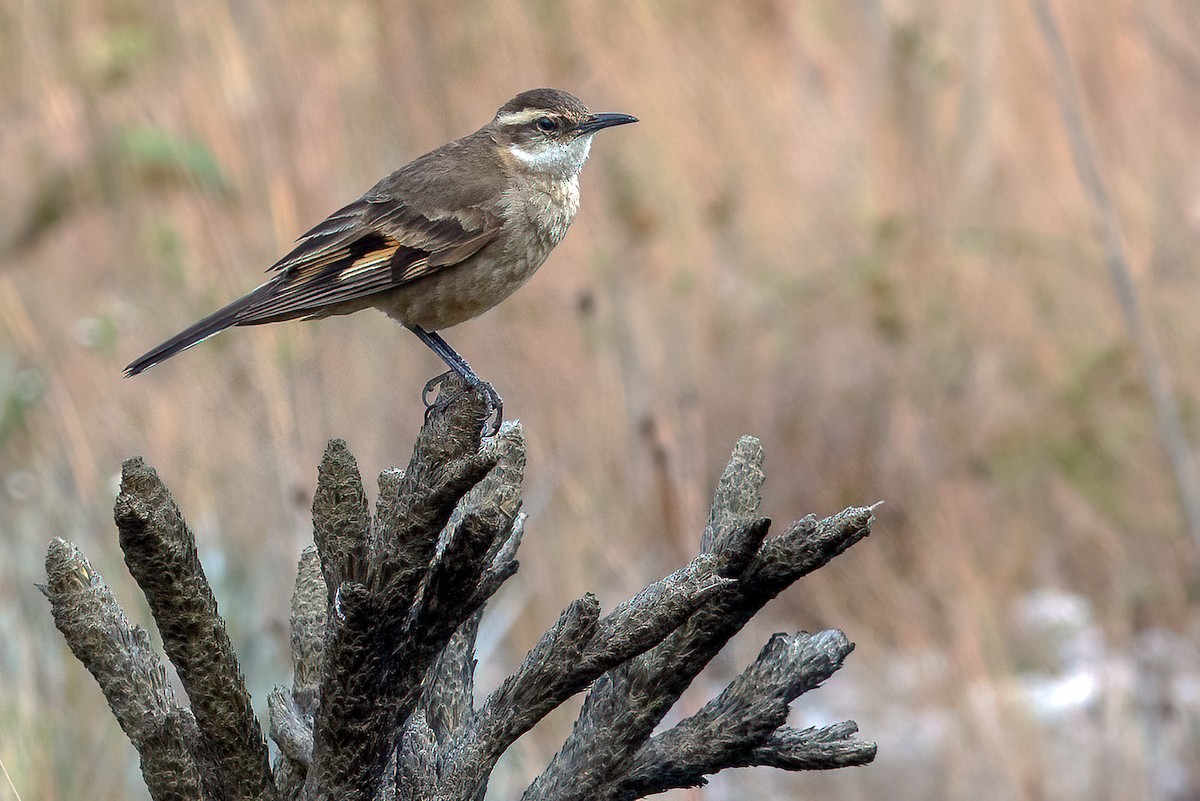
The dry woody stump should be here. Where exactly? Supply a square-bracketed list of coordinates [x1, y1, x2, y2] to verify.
[43, 375, 877, 801]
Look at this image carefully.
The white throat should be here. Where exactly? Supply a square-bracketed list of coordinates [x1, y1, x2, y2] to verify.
[509, 135, 594, 178]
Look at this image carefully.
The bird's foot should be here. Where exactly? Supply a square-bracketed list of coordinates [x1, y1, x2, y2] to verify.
[422, 371, 503, 435]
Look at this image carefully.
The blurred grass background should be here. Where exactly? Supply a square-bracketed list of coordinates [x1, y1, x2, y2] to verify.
[3, 0, 1200, 798]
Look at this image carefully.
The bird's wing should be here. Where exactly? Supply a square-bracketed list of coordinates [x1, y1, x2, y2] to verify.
[122, 200, 496, 375]
[234, 197, 498, 325]
[232, 136, 508, 325]
[123, 136, 507, 375]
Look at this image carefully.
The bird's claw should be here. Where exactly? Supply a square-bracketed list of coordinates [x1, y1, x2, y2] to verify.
[422, 371, 503, 435]
[422, 372, 451, 410]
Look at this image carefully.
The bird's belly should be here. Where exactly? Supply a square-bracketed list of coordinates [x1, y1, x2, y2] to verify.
[373, 245, 549, 331]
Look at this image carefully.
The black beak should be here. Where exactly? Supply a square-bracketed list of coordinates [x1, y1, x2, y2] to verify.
[576, 112, 638, 134]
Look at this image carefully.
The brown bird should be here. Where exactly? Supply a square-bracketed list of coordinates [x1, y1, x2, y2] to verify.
[125, 88, 636, 427]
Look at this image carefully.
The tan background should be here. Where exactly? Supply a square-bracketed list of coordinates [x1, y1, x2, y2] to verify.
[3, 0, 1199, 798]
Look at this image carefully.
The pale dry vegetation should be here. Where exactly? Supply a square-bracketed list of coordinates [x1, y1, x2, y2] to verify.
[2, 1, 1200, 799]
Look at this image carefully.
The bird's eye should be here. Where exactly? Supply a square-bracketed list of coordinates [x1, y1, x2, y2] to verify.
[535, 116, 557, 132]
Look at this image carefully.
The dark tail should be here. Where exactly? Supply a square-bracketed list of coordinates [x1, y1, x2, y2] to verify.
[124, 284, 273, 376]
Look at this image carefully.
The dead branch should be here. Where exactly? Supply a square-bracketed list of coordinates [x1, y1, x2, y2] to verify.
[44, 375, 876, 800]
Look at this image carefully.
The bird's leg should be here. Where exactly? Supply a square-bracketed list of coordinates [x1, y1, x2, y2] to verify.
[410, 326, 503, 434]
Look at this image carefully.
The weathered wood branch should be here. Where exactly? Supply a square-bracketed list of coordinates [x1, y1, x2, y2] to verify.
[44, 374, 877, 800]
[114, 459, 277, 801]
[524, 441, 875, 801]
[41, 539, 206, 801]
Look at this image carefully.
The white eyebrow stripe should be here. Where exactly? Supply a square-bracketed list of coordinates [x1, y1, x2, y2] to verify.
[496, 109, 552, 126]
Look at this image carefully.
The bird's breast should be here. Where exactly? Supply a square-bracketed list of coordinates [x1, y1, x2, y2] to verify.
[372, 175, 581, 331]
[504, 174, 581, 250]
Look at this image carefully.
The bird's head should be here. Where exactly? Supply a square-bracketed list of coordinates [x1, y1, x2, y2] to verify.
[493, 88, 637, 179]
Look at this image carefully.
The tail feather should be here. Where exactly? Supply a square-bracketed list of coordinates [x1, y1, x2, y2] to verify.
[124, 284, 273, 376]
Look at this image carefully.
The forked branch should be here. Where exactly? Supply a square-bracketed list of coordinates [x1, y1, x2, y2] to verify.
[44, 375, 876, 801]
